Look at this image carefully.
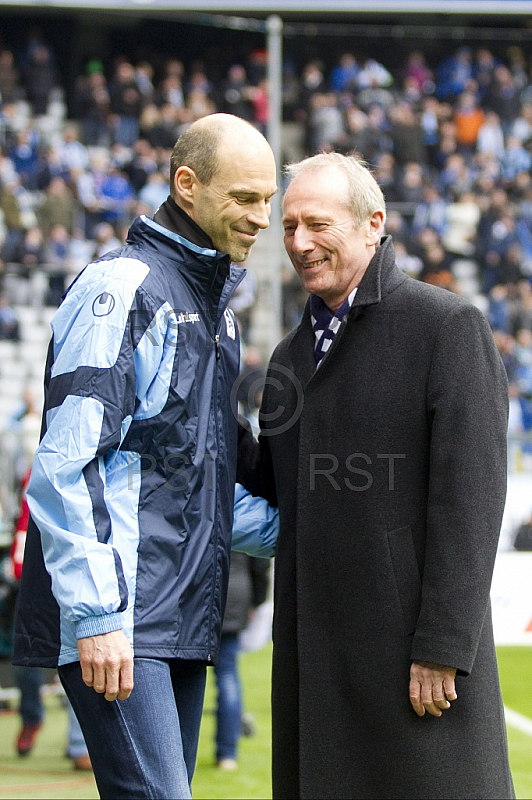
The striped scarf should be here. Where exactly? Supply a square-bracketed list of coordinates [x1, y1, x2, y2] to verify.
[309, 288, 357, 367]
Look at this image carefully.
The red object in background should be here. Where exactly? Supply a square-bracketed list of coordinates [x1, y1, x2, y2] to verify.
[10, 468, 31, 582]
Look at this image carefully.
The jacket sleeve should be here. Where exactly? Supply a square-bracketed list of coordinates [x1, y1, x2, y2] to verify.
[26, 278, 169, 639]
[411, 303, 509, 675]
[231, 483, 279, 559]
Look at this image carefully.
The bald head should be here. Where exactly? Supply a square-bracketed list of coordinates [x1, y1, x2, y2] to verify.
[170, 113, 273, 191]
[170, 113, 277, 262]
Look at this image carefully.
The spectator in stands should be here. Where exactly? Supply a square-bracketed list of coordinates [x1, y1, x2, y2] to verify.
[8, 128, 43, 190]
[389, 101, 427, 167]
[436, 46, 474, 102]
[488, 65, 521, 135]
[513, 278, 532, 332]
[401, 50, 435, 97]
[330, 53, 360, 94]
[43, 223, 72, 306]
[71, 69, 112, 148]
[185, 89, 216, 123]
[247, 77, 269, 135]
[0, 225, 45, 304]
[91, 221, 121, 260]
[393, 239, 423, 278]
[420, 96, 442, 167]
[477, 110, 505, 160]
[411, 184, 448, 237]
[509, 102, 532, 147]
[137, 170, 169, 215]
[436, 152, 474, 200]
[109, 60, 143, 147]
[471, 47, 500, 103]
[139, 102, 179, 150]
[488, 283, 515, 333]
[122, 138, 158, 193]
[441, 189, 481, 258]
[396, 161, 425, 205]
[21, 43, 58, 117]
[228, 268, 257, 346]
[96, 160, 136, 235]
[500, 135, 532, 183]
[308, 92, 345, 153]
[0, 49, 23, 105]
[54, 124, 90, 174]
[134, 61, 155, 106]
[36, 175, 76, 235]
[355, 55, 393, 92]
[356, 103, 393, 163]
[154, 73, 185, 113]
[453, 90, 485, 156]
[0, 292, 20, 341]
[218, 64, 254, 121]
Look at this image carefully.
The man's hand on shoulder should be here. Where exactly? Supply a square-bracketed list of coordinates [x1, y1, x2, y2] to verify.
[409, 660, 457, 718]
[78, 629, 134, 702]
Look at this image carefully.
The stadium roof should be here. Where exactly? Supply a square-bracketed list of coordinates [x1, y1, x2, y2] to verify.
[1, 0, 532, 12]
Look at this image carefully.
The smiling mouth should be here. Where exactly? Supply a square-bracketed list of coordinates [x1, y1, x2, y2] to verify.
[236, 230, 258, 241]
[302, 258, 327, 269]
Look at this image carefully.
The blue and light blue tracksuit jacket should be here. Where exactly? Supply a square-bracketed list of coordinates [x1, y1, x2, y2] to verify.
[12, 214, 276, 669]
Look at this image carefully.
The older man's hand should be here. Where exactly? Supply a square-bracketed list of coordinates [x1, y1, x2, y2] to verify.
[409, 660, 457, 717]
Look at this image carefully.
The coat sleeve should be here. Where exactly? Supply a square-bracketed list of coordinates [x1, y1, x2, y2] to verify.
[236, 410, 278, 506]
[26, 279, 169, 640]
[249, 554, 272, 608]
[410, 303, 509, 675]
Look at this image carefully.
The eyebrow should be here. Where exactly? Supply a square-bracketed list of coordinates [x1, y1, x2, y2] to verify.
[230, 186, 278, 198]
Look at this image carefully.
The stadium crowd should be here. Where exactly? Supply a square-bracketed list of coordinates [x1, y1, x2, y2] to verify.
[0, 30, 531, 446]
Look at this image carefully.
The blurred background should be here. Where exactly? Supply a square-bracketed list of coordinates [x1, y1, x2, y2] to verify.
[0, 0, 531, 797]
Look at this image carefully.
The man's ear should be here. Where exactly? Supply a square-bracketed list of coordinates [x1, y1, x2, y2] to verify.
[173, 165, 197, 206]
[367, 209, 385, 246]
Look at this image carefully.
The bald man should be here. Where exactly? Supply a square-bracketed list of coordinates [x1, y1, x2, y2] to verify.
[13, 114, 277, 799]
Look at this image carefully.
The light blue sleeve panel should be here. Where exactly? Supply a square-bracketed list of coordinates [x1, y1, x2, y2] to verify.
[51, 257, 150, 376]
[27, 258, 172, 638]
[27, 395, 126, 627]
[231, 483, 279, 559]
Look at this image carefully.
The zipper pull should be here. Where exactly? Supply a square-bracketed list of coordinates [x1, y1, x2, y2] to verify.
[215, 334, 220, 359]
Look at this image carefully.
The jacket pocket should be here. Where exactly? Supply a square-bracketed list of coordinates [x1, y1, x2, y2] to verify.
[387, 525, 422, 635]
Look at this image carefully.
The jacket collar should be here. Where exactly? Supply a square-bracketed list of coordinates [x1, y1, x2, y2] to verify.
[126, 213, 239, 315]
[153, 195, 214, 250]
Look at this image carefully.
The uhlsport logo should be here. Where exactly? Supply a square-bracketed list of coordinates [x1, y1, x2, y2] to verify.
[176, 311, 201, 324]
[92, 292, 116, 317]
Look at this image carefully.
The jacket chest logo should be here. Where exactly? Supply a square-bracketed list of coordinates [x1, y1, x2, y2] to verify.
[176, 311, 201, 324]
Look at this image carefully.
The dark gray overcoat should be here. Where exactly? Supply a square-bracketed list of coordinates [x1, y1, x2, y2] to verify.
[241, 236, 514, 800]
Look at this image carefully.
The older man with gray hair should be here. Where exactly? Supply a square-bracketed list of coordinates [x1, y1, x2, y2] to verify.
[238, 151, 514, 799]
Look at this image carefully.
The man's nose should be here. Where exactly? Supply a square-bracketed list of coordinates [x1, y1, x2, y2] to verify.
[247, 201, 271, 229]
[291, 226, 314, 253]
